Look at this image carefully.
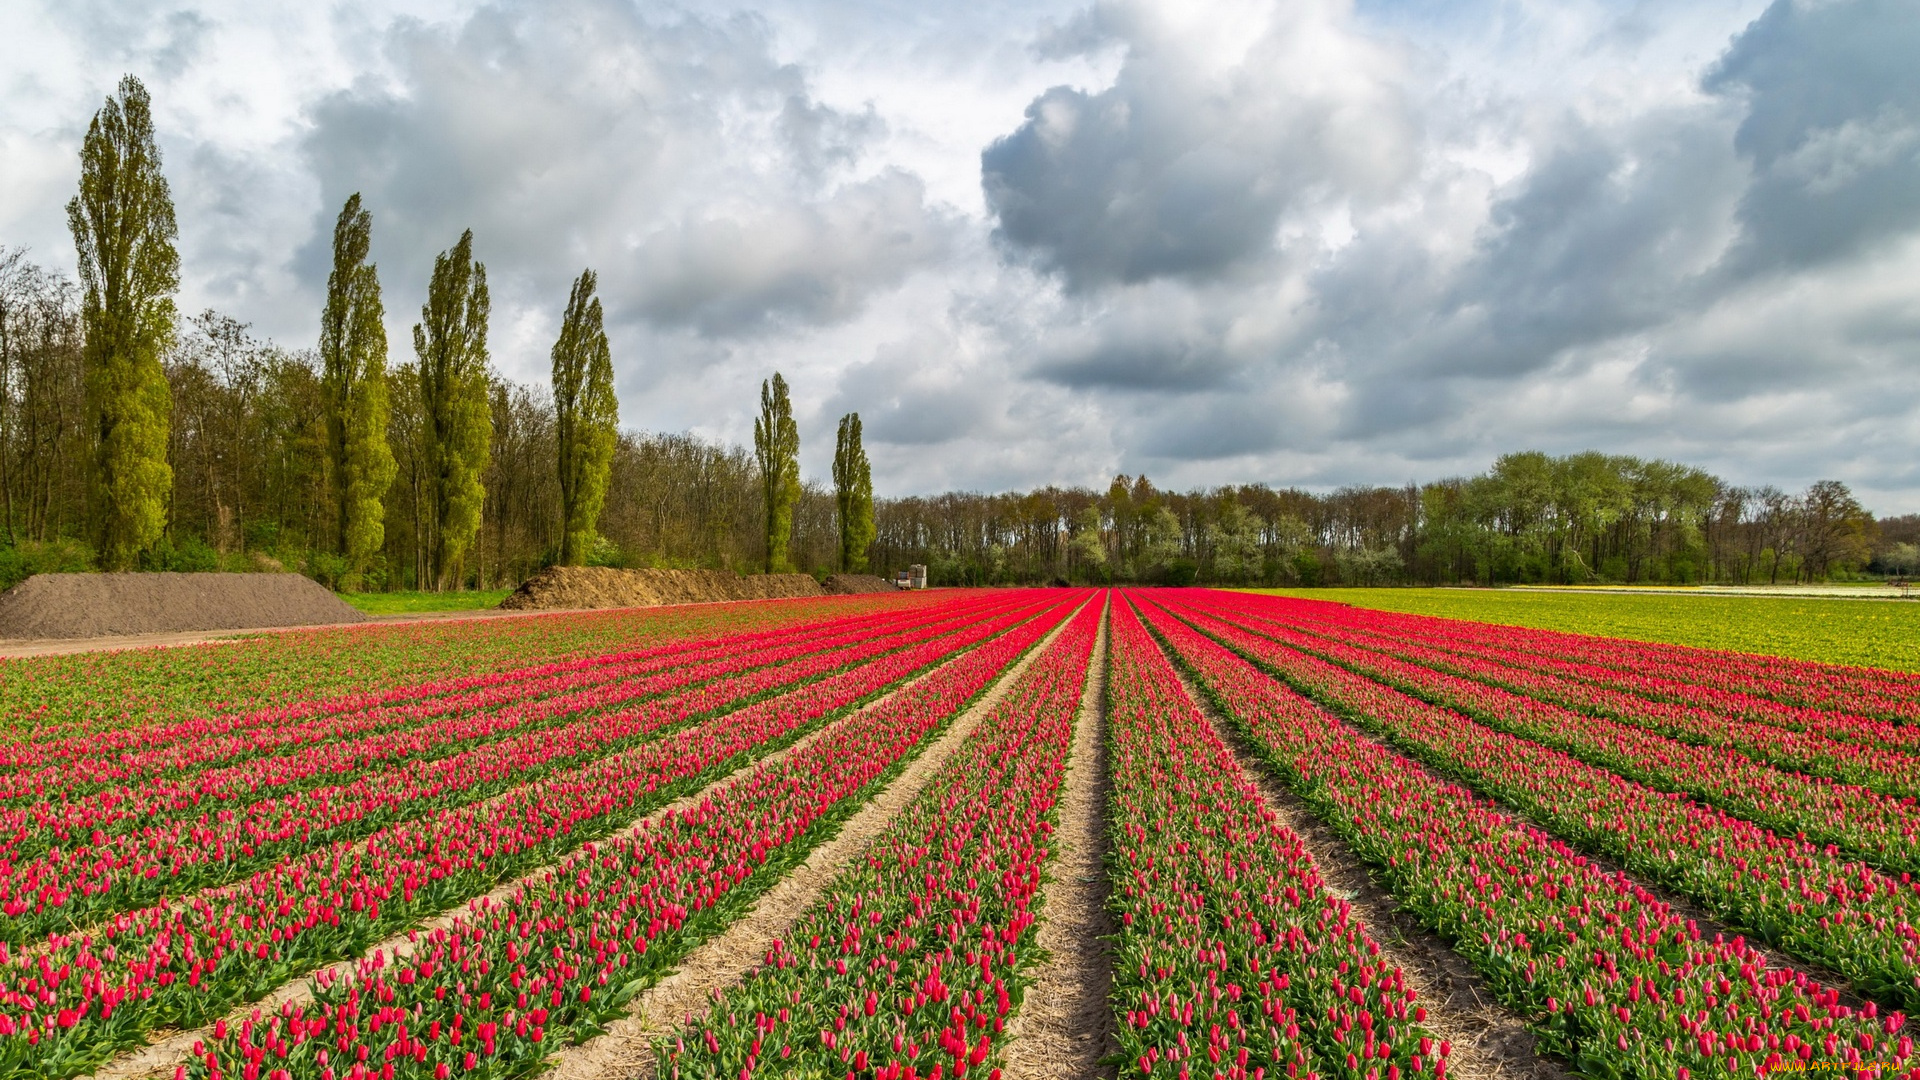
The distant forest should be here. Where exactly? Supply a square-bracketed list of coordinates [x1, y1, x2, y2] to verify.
[2, 245, 1909, 590]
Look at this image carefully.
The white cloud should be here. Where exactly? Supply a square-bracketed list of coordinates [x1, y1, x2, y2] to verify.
[4, 0, 1920, 509]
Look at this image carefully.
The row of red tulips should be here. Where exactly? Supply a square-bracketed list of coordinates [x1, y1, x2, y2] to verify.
[0, 598, 1033, 946]
[1265, 602, 1918, 754]
[1194, 597, 1920, 878]
[1269, 597, 1920, 724]
[1134, 592, 1919, 1080]
[187, 593, 1089, 1080]
[1261, 608, 1920, 796]
[0, 594, 932, 757]
[0, 596, 1007, 868]
[664, 595, 1103, 1080]
[0, 595, 990, 798]
[1105, 597, 1441, 1080]
[0, 595, 1061, 1079]
[1168, 597, 1920, 1013]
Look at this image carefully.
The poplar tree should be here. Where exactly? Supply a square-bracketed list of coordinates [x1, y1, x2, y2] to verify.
[319, 193, 396, 588]
[68, 75, 177, 570]
[752, 372, 799, 573]
[412, 230, 491, 589]
[551, 268, 617, 565]
[832, 411, 874, 572]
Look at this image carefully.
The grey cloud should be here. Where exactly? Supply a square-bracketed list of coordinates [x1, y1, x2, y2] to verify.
[1035, 337, 1234, 391]
[627, 169, 954, 335]
[1132, 392, 1302, 460]
[1413, 108, 1746, 379]
[1029, 284, 1243, 390]
[1705, 0, 1920, 273]
[822, 334, 1000, 447]
[983, 85, 1281, 287]
[1028, 7, 1114, 61]
[778, 95, 884, 179]
[982, 0, 1419, 291]
[150, 11, 211, 78]
[973, 0, 1920, 501]
[297, 0, 949, 353]
[43, 2, 211, 78]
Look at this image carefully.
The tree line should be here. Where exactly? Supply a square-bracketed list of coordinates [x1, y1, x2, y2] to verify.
[869, 454, 1902, 588]
[1, 77, 1906, 592]
[0, 75, 877, 590]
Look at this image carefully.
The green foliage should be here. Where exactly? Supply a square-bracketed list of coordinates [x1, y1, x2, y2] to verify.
[1418, 450, 1721, 585]
[830, 412, 874, 571]
[1068, 504, 1107, 581]
[0, 538, 95, 590]
[1883, 543, 1920, 577]
[1290, 550, 1322, 587]
[138, 533, 220, 573]
[320, 194, 397, 590]
[303, 550, 350, 590]
[752, 372, 799, 572]
[1138, 505, 1184, 575]
[412, 230, 491, 590]
[1205, 501, 1261, 582]
[583, 533, 626, 568]
[551, 269, 617, 566]
[68, 75, 178, 570]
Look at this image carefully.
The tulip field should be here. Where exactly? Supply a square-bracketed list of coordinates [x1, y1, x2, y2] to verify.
[0, 587, 1916, 1080]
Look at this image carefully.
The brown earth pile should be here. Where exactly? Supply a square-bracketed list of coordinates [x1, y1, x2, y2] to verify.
[822, 573, 900, 594]
[497, 566, 827, 611]
[0, 572, 366, 640]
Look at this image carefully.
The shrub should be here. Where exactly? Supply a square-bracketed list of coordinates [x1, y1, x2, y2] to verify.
[140, 535, 221, 573]
[0, 538, 97, 590]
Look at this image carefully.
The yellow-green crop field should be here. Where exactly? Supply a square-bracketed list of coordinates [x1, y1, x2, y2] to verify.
[340, 588, 514, 614]
[1236, 587, 1920, 672]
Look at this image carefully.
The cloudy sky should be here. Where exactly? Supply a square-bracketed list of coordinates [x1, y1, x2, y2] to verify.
[3, 0, 1918, 508]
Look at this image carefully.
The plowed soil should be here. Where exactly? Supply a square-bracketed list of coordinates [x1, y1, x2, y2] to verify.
[0, 573, 364, 640]
[498, 566, 825, 610]
[823, 573, 900, 594]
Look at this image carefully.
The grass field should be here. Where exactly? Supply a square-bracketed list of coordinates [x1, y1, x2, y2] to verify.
[339, 588, 513, 614]
[1237, 586, 1920, 672]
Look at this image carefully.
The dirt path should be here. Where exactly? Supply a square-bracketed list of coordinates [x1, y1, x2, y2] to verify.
[1158, 646, 1572, 1080]
[1000, 605, 1116, 1080]
[536, 602, 1086, 1080]
[0, 607, 559, 659]
[80, 634, 988, 1080]
[0, 590, 950, 660]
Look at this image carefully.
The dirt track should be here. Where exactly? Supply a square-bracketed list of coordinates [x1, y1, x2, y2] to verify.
[0, 595, 861, 660]
[1001, 604, 1117, 1080]
[0, 606, 551, 659]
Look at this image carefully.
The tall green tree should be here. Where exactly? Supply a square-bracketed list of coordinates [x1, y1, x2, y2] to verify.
[412, 230, 491, 590]
[551, 268, 617, 565]
[752, 372, 799, 573]
[831, 411, 874, 572]
[1798, 479, 1874, 582]
[68, 75, 177, 570]
[319, 194, 396, 588]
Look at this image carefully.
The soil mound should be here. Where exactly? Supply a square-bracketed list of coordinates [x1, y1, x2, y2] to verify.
[823, 574, 900, 594]
[0, 572, 365, 640]
[498, 566, 827, 611]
